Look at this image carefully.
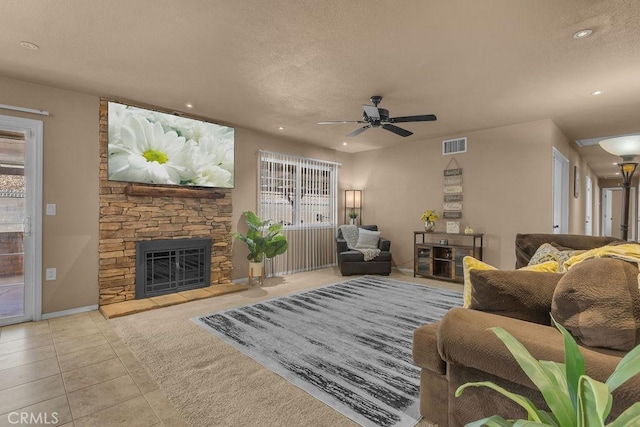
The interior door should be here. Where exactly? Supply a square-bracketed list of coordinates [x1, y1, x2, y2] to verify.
[552, 148, 569, 234]
[585, 175, 593, 235]
[0, 115, 42, 326]
[602, 189, 613, 237]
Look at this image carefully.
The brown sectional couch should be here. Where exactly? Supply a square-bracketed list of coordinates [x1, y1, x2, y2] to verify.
[412, 233, 639, 426]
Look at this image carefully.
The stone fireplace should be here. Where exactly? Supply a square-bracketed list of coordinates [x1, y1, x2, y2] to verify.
[98, 99, 233, 306]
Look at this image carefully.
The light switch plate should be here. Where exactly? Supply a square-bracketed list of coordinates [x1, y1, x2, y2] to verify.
[46, 204, 56, 216]
[45, 268, 56, 281]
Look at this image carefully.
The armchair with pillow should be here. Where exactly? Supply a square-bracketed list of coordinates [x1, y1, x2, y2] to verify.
[412, 233, 640, 427]
[336, 225, 392, 276]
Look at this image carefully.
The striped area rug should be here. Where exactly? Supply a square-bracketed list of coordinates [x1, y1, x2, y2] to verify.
[192, 276, 462, 427]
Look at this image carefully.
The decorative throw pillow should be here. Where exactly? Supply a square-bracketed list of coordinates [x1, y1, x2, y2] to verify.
[528, 243, 585, 272]
[469, 269, 562, 325]
[356, 228, 380, 249]
[462, 256, 559, 308]
[552, 257, 640, 351]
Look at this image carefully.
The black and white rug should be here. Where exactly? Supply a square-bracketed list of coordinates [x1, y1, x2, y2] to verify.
[192, 276, 462, 427]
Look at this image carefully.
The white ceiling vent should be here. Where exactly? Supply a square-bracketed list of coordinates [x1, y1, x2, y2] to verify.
[443, 137, 467, 155]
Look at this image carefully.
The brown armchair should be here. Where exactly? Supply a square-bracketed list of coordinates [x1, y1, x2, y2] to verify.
[336, 225, 392, 276]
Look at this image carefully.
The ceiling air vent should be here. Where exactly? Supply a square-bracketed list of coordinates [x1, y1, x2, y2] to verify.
[443, 137, 467, 155]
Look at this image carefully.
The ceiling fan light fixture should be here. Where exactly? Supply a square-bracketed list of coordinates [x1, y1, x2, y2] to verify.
[573, 29, 593, 39]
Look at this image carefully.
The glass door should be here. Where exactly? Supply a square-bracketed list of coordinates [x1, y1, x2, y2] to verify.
[0, 114, 42, 326]
[0, 130, 26, 322]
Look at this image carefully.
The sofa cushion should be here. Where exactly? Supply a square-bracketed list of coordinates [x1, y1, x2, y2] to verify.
[412, 322, 446, 375]
[552, 257, 640, 351]
[356, 228, 380, 249]
[469, 269, 561, 325]
[339, 250, 391, 263]
[527, 242, 585, 272]
[462, 256, 559, 308]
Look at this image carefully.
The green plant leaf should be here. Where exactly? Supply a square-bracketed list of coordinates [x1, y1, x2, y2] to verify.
[456, 381, 547, 423]
[464, 414, 514, 427]
[605, 342, 640, 391]
[577, 375, 610, 427]
[607, 402, 640, 427]
[552, 316, 586, 411]
[491, 327, 576, 427]
[512, 421, 553, 427]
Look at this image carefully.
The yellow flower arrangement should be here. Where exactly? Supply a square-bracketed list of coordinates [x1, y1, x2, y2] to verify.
[421, 209, 440, 222]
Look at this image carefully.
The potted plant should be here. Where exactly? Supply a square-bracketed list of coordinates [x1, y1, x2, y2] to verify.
[348, 209, 358, 225]
[232, 211, 288, 285]
[456, 317, 640, 426]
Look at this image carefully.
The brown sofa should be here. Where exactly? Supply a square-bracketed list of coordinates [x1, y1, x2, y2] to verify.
[412, 233, 639, 427]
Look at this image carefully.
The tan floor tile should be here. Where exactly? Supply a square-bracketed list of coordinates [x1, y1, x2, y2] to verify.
[108, 339, 131, 357]
[51, 324, 101, 343]
[0, 375, 65, 415]
[0, 395, 72, 427]
[0, 333, 53, 356]
[130, 368, 158, 394]
[0, 357, 60, 391]
[99, 300, 157, 319]
[67, 375, 141, 419]
[143, 390, 185, 425]
[99, 329, 121, 343]
[47, 313, 93, 330]
[58, 423, 74, 427]
[58, 344, 117, 373]
[177, 288, 212, 301]
[0, 344, 56, 370]
[62, 358, 127, 393]
[0, 321, 50, 343]
[201, 283, 248, 297]
[73, 395, 159, 427]
[118, 353, 143, 373]
[54, 333, 109, 356]
[149, 294, 187, 308]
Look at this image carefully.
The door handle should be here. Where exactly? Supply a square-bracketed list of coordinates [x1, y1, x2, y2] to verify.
[553, 225, 559, 229]
[23, 216, 31, 236]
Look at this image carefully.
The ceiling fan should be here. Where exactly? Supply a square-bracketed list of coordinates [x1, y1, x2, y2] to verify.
[318, 96, 437, 138]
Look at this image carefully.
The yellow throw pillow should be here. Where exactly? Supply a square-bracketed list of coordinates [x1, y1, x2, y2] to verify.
[462, 256, 559, 308]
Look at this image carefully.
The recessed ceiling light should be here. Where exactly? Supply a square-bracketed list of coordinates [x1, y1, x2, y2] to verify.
[342, 142, 347, 146]
[573, 29, 593, 39]
[278, 126, 284, 130]
[20, 41, 39, 50]
[616, 172, 620, 175]
[185, 103, 193, 109]
[591, 90, 603, 96]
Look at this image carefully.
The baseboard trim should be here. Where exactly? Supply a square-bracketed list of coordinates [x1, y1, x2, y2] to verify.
[42, 304, 99, 320]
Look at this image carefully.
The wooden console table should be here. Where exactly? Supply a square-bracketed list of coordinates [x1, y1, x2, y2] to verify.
[414, 231, 483, 282]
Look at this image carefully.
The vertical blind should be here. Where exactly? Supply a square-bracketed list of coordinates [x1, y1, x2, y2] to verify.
[258, 150, 339, 276]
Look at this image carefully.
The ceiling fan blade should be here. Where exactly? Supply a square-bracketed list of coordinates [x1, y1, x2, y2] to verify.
[390, 114, 437, 123]
[347, 125, 371, 138]
[362, 105, 380, 120]
[382, 124, 413, 137]
[318, 120, 367, 125]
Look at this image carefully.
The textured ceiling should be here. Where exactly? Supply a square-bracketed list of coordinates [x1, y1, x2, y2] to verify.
[1, 0, 640, 177]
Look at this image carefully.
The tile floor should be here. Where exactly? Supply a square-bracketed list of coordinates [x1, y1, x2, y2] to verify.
[0, 309, 186, 426]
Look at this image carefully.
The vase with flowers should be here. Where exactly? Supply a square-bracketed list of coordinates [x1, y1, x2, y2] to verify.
[421, 209, 439, 232]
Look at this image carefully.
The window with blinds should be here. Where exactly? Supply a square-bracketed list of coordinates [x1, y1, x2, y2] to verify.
[258, 150, 339, 275]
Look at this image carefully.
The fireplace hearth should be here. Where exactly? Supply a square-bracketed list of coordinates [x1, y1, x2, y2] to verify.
[135, 238, 212, 299]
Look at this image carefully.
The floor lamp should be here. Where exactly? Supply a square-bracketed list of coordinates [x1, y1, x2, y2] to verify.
[599, 135, 640, 240]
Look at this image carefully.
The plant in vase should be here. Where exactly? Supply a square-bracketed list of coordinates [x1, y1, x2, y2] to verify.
[456, 317, 640, 426]
[348, 209, 358, 225]
[421, 209, 439, 232]
[232, 211, 288, 285]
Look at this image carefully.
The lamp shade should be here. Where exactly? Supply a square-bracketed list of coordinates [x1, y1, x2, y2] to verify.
[345, 190, 362, 208]
[599, 135, 640, 161]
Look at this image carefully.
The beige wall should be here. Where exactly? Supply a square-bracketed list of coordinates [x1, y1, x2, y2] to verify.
[350, 120, 559, 270]
[0, 76, 99, 314]
[0, 75, 596, 314]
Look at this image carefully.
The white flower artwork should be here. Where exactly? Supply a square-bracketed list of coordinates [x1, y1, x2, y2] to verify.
[107, 102, 234, 188]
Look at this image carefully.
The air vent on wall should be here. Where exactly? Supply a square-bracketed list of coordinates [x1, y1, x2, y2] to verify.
[443, 137, 467, 155]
